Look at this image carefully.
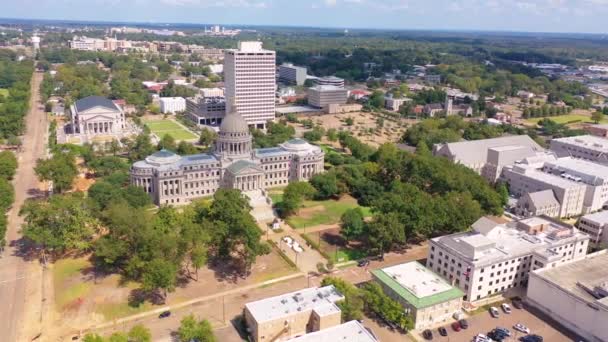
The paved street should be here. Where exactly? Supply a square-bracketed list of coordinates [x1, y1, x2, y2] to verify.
[0, 71, 47, 341]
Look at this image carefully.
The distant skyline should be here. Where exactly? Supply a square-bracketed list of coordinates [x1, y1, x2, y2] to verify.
[3, 0, 608, 34]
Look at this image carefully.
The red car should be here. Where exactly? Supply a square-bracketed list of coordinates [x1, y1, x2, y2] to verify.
[451, 322, 461, 332]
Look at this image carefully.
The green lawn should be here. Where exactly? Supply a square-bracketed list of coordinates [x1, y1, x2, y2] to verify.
[145, 119, 198, 141]
[286, 197, 372, 229]
[0, 88, 8, 97]
[525, 114, 607, 125]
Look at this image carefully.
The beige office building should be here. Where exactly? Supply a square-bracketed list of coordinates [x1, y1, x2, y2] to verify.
[243, 286, 344, 342]
[307, 85, 348, 109]
[224, 41, 276, 129]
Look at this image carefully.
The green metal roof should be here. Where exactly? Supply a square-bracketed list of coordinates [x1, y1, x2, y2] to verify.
[371, 263, 464, 309]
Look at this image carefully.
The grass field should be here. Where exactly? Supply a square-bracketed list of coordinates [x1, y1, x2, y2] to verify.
[282, 196, 372, 229]
[145, 119, 198, 141]
[0, 88, 8, 97]
[525, 114, 607, 125]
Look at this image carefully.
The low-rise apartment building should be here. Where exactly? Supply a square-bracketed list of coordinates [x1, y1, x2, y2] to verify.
[243, 286, 344, 342]
[307, 85, 348, 109]
[578, 211, 608, 246]
[286, 320, 378, 342]
[550, 135, 608, 164]
[385, 97, 410, 111]
[527, 251, 608, 342]
[371, 262, 463, 329]
[427, 216, 589, 302]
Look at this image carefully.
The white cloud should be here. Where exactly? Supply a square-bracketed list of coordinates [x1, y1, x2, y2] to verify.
[159, 0, 267, 7]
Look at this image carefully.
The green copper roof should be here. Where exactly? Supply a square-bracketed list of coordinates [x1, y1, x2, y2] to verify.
[371, 264, 464, 309]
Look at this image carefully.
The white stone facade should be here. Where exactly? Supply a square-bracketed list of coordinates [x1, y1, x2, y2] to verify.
[427, 216, 589, 302]
[131, 105, 324, 206]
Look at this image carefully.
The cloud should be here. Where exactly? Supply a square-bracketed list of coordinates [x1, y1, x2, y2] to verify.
[160, 0, 267, 7]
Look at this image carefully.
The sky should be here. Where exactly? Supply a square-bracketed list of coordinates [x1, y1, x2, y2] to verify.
[2, 0, 608, 33]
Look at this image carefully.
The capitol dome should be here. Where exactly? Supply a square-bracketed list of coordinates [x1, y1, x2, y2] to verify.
[144, 149, 181, 166]
[220, 103, 249, 134]
[281, 138, 312, 151]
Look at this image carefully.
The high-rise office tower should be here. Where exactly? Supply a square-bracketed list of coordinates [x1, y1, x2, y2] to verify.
[224, 41, 276, 129]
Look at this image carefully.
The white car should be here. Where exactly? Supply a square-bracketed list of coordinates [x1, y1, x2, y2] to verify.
[292, 242, 304, 253]
[490, 306, 500, 318]
[282, 236, 293, 248]
[513, 323, 530, 334]
[473, 334, 493, 342]
[501, 303, 512, 314]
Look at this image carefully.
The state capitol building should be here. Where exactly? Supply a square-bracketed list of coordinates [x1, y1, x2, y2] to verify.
[130, 105, 325, 206]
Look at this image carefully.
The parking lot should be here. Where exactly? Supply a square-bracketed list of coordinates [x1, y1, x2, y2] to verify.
[418, 300, 579, 342]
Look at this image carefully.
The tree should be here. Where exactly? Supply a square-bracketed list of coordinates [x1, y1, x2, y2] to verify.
[326, 128, 338, 142]
[199, 128, 217, 146]
[177, 141, 198, 155]
[592, 111, 604, 124]
[279, 182, 316, 217]
[129, 133, 156, 161]
[157, 134, 177, 151]
[178, 314, 216, 342]
[87, 156, 129, 177]
[127, 324, 152, 342]
[34, 151, 78, 193]
[340, 208, 366, 241]
[0, 150, 17, 179]
[368, 90, 385, 108]
[0, 179, 14, 210]
[141, 258, 178, 301]
[21, 193, 99, 259]
[321, 277, 364, 321]
[310, 172, 340, 199]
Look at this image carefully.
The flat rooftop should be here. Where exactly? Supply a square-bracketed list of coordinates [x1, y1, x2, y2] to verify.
[287, 320, 378, 342]
[581, 210, 608, 224]
[372, 262, 463, 309]
[544, 157, 608, 180]
[275, 106, 321, 114]
[510, 165, 586, 189]
[553, 135, 608, 152]
[534, 251, 608, 310]
[432, 216, 587, 266]
[244, 286, 343, 323]
[310, 85, 347, 91]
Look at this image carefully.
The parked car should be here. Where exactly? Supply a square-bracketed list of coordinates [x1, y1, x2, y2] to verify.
[438, 327, 448, 336]
[159, 310, 171, 318]
[474, 334, 492, 342]
[423, 329, 433, 340]
[488, 330, 507, 341]
[282, 236, 293, 248]
[495, 327, 511, 336]
[357, 259, 370, 267]
[459, 319, 469, 329]
[512, 299, 524, 309]
[292, 241, 304, 253]
[520, 335, 543, 342]
[501, 303, 512, 314]
[514, 323, 530, 334]
[451, 321, 461, 332]
[490, 306, 500, 318]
